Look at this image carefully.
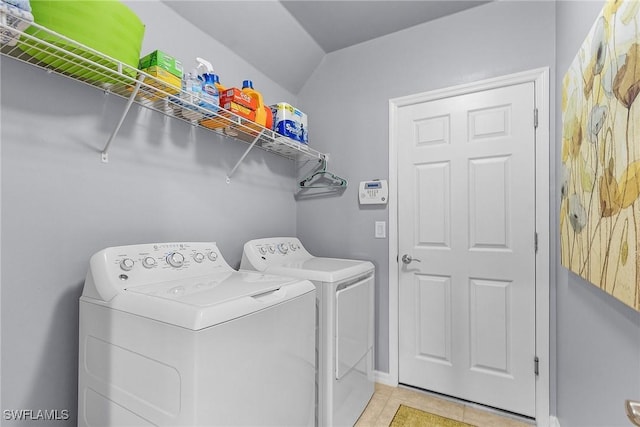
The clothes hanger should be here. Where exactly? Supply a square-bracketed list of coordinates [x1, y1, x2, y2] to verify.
[298, 157, 347, 189]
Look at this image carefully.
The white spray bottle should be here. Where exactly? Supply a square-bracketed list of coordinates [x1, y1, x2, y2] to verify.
[181, 68, 204, 122]
[196, 57, 219, 112]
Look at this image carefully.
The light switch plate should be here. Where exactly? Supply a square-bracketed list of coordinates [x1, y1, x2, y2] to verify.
[375, 221, 386, 238]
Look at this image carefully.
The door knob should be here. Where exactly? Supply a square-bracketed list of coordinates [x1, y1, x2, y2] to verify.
[401, 254, 421, 264]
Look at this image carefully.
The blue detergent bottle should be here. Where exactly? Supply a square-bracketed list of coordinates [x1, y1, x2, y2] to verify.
[196, 57, 219, 113]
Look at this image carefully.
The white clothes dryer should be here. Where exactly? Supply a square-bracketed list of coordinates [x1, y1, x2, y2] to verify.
[241, 237, 375, 427]
[78, 242, 316, 427]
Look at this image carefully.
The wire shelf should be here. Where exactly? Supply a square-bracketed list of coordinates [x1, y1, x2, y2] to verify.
[0, 10, 324, 163]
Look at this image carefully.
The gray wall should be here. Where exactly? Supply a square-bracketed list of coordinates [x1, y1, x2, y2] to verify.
[296, 0, 556, 377]
[4, 1, 640, 426]
[0, 2, 299, 425]
[555, 2, 640, 426]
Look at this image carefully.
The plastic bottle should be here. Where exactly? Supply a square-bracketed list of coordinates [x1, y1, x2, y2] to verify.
[181, 69, 203, 121]
[263, 100, 273, 130]
[196, 57, 219, 112]
[242, 80, 268, 128]
[212, 74, 226, 93]
[200, 73, 232, 131]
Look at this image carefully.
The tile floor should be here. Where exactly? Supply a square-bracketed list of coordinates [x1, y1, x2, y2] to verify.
[355, 383, 535, 427]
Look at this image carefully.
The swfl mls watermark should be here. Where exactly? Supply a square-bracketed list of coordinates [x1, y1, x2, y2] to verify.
[3, 409, 70, 421]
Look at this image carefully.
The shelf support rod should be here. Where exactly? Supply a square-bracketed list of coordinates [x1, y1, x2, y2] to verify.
[226, 130, 265, 183]
[101, 73, 145, 163]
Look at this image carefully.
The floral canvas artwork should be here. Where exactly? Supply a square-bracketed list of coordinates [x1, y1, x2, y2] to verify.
[561, 0, 640, 311]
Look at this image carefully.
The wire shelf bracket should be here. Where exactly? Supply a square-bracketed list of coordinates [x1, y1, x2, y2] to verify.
[101, 73, 145, 163]
[226, 129, 265, 183]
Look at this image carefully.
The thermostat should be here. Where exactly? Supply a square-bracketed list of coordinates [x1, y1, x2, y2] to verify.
[359, 180, 388, 205]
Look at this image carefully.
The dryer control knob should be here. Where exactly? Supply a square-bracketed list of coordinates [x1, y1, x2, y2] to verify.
[259, 246, 268, 255]
[120, 258, 135, 271]
[267, 245, 276, 254]
[278, 243, 289, 254]
[289, 242, 297, 251]
[207, 251, 218, 262]
[142, 257, 157, 269]
[193, 252, 205, 263]
[166, 252, 185, 268]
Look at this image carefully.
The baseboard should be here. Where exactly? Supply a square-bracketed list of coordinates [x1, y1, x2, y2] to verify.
[550, 415, 561, 427]
[374, 370, 397, 387]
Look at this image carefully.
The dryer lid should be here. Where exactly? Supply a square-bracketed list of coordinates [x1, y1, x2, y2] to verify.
[266, 257, 374, 283]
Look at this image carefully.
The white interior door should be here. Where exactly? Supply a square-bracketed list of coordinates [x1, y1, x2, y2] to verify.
[397, 82, 537, 417]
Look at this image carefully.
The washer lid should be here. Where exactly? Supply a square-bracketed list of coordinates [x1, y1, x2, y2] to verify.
[266, 257, 374, 282]
[125, 271, 291, 305]
[85, 271, 314, 330]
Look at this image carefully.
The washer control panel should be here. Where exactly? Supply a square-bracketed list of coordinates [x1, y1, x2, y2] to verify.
[87, 242, 232, 298]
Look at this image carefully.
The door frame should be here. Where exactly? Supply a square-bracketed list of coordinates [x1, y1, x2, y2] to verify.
[387, 68, 550, 425]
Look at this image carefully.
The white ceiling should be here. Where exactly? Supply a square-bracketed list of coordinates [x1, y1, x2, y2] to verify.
[280, 1, 490, 53]
[164, 0, 490, 94]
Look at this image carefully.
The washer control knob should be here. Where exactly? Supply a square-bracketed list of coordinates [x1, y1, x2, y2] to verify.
[289, 242, 297, 251]
[193, 252, 205, 263]
[207, 251, 218, 262]
[120, 258, 135, 271]
[142, 257, 157, 269]
[166, 252, 185, 268]
[267, 245, 276, 254]
[259, 246, 268, 255]
[278, 243, 289, 254]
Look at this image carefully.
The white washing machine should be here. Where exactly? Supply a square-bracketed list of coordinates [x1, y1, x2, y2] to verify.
[241, 237, 375, 427]
[78, 242, 316, 427]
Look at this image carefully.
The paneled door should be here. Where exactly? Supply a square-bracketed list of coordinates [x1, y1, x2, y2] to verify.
[397, 82, 537, 417]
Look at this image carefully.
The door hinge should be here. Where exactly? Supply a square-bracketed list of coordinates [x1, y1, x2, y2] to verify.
[534, 356, 539, 376]
[534, 232, 538, 253]
[534, 108, 539, 129]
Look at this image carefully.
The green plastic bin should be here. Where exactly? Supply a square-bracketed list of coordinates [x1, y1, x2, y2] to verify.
[19, 0, 145, 83]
